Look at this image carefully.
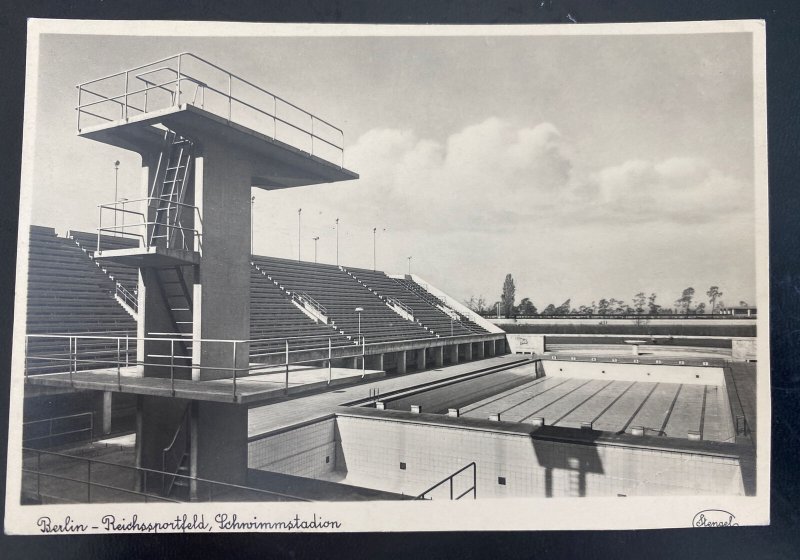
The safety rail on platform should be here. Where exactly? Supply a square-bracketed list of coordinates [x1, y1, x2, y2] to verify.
[22, 412, 94, 448]
[24, 332, 503, 401]
[76, 52, 345, 167]
[416, 462, 477, 500]
[22, 447, 312, 503]
[97, 196, 203, 253]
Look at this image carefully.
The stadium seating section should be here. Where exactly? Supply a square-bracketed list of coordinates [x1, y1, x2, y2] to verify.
[27, 227, 488, 372]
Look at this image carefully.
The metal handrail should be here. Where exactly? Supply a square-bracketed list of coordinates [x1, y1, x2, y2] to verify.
[22, 412, 94, 447]
[115, 283, 138, 313]
[416, 462, 477, 500]
[294, 291, 329, 315]
[22, 447, 312, 503]
[385, 296, 413, 316]
[76, 53, 344, 166]
[162, 405, 190, 496]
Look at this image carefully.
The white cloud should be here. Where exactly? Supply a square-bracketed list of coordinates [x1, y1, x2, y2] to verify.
[344, 119, 750, 232]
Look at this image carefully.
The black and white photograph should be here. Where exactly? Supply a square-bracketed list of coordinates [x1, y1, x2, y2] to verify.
[3, 19, 769, 534]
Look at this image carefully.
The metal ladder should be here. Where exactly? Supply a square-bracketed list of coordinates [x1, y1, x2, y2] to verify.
[149, 130, 194, 250]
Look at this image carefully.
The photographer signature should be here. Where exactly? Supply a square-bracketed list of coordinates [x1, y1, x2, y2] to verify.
[692, 510, 739, 527]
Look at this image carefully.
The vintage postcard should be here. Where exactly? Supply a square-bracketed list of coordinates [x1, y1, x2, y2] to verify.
[4, 19, 768, 534]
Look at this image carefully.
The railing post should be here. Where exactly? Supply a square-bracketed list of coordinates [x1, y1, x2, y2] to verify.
[69, 337, 75, 388]
[125, 333, 130, 368]
[37, 452, 41, 499]
[175, 54, 182, 106]
[124, 71, 129, 120]
[97, 206, 102, 252]
[450, 476, 453, 500]
[87, 460, 92, 503]
[273, 96, 277, 139]
[77, 86, 82, 131]
[232, 341, 238, 401]
[170, 339, 175, 396]
[473, 463, 477, 499]
[362, 335, 366, 378]
[311, 116, 315, 156]
[227, 74, 232, 121]
[24, 336, 28, 382]
[328, 337, 332, 384]
[117, 337, 122, 391]
[284, 339, 289, 394]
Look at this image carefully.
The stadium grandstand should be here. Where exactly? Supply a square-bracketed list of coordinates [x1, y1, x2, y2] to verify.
[17, 52, 757, 505]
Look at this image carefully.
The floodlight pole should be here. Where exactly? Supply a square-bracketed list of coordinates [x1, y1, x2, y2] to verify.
[313, 236, 319, 263]
[373, 227, 377, 271]
[335, 218, 339, 266]
[408, 256, 412, 275]
[297, 208, 302, 261]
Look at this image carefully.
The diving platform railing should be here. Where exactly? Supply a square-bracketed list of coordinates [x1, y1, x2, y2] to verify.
[76, 52, 345, 167]
[24, 331, 504, 402]
[97, 196, 203, 253]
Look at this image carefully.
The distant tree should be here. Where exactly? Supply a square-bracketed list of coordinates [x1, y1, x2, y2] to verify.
[706, 286, 723, 314]
[633, 292, 646, 314]
[597, 298, 610, 315]
[517, 297, 537, 316]
[739, 300, 749, 308]
[463, 295, 488, 314]
[542, 303, 557, 315]
[696, 302, 706, 315]
[555, 298, 571, 315]
[501, 274, 516, 317]
[647, 292, 661, 315]
[676, 287, 695, 314]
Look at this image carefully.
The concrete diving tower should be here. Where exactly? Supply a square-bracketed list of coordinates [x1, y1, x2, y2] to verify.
[64, 53, 357, 495]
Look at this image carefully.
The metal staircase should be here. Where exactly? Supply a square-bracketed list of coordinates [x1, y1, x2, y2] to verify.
[154, 266, 194, 348]
[149, 130, 194, 250]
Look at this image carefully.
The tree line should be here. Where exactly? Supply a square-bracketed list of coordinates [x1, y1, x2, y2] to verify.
[464, 274, 749, 317]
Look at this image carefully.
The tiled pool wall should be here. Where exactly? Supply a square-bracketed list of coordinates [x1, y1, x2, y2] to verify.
[248, 417, 339, 478]
[248, 414, 744, 498]
[541, 360, 726, 386]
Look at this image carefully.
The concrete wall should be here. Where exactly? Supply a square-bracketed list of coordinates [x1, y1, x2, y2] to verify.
[333, 415, 745, 498]
[248, 418, 338, 479]
[493, 317, 757, 327]
[506, 334, 546, 354]
[541, 360, 725, 386]
[732, 338, 757, 361]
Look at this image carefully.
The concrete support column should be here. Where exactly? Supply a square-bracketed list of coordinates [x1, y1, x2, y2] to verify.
[496, 338, 505, 354]
[433, 346, 444, 368]
[415, 348, 426, 370]
[102, 391, 113, 435]
[189, 400, 249, 497]
[365, 353, 384, 371]
[476, 341, 485, 359]
[396, 350, 407, 374]
[487, 339, 496, 357]
[449, 345, 459, 365]
[463, 343, 473, 361]
[191, 145, 251, 381]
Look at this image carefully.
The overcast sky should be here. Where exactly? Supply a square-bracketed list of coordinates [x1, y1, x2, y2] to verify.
[27, 29, 757, 310]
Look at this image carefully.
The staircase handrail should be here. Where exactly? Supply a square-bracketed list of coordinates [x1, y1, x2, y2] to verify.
[116, 283, 139, 313]
[385, 296, 413, 316]
[416, 462, 477, 500]
[294, 291, 328, 315]
[162, 405, 191, 497]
